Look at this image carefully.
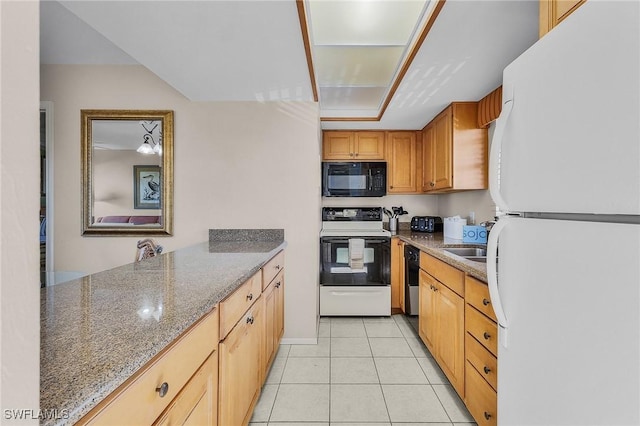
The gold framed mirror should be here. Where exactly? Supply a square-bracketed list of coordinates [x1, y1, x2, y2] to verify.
[81, 110, 174, 236]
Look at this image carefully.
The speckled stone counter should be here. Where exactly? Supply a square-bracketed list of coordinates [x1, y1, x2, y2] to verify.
[40, 236, 285, 426]
[392, 230, 488, 282]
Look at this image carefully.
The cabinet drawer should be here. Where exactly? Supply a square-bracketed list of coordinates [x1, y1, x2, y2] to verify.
[420, 252, 464, 296]
[465, 276, 496, 322]
[465, 305, 498, 356]
[220, 272, 262, 339]
[465, 333, 497, 391]
[262, 250, 285, 290]
[82, 308, 219, 425]
[154, 350, 218, 426]
[465, 361, 497, 426]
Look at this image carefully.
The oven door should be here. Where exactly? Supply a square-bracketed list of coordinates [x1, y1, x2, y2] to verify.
[320, 236, 390, 286]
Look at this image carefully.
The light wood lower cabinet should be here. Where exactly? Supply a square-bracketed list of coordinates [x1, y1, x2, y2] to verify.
[390, 237, 405, 312]
[464, 276, 498, 426]
[262, 268, 285, 376]
[79, 309, 219, 426]
[154, 351, 218, 426]
[219, 297, 264, 426]
[418, 266, 465, 397]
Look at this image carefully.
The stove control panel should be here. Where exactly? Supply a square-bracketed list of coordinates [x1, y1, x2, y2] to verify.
[322, 207, 383, 222]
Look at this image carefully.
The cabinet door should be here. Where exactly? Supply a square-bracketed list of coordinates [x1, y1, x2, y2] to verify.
[323, 132, 354, 160]
[387, 132, 418, 193]
[539, 0, 586, 38]
[154, 351, 218, 426]
[263, 282, 276, 377]
[432, 110, 453, 191]
[274, 273, 285, 343]
[354, 131, 385, 160]
[418, 270, 437, 352]
[219, 300, 263, 426]
[422, 125, 435, 192]
[390, 238, 402, 310]
[436, 282, 465, 396]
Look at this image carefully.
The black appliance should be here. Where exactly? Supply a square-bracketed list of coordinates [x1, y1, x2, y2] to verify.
[404, 245, 420, 315]
[410, 216, 443, 233]
[322, 162, 386, 197]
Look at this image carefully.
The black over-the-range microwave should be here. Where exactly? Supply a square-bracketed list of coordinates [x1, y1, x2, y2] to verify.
[322, 162, 387, 197]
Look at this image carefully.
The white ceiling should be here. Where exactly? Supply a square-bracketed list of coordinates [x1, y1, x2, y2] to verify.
[40, 0, 539, 130]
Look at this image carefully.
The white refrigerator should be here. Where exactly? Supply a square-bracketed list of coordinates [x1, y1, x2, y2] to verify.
[487, 1, 640, 425]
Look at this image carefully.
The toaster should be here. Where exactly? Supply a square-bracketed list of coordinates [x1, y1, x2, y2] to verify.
[410, 216, 443, 233]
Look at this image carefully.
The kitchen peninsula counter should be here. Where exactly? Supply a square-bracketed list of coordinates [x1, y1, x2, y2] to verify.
[393, 230, 488, 282]
[40, 235, 286, 425]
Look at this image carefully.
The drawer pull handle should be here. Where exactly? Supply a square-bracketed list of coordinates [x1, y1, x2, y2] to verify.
[246, 293, 253, 301]
[484, 412, 492, 420]
[275, 264, 281, 270]
[483, 366, 491, 374]
[275, 281, 281, 288]
[482, 298, 490, 306]
[246, 316, 254, 324]
[156, 382, 169, 398]
[483, 332, 491, 340]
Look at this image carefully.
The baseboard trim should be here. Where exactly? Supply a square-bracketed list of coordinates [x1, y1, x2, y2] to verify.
[281, 337, 318, 345]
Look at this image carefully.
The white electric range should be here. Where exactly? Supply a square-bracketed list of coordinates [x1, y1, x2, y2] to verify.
[319, 207, 391, 316]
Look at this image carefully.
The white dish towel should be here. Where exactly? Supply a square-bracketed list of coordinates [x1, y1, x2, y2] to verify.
[348, 238, 365, 270]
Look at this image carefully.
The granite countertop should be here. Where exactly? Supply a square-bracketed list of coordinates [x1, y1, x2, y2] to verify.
[392, 230, 488, 282]
[40, 234, 285, 425]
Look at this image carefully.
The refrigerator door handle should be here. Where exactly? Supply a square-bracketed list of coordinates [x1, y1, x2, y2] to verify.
[487, 217, 509, 348]
[489, 83, 514, 213]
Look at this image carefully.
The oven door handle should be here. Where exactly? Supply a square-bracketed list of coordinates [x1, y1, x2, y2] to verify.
[321, 237, 388, 244]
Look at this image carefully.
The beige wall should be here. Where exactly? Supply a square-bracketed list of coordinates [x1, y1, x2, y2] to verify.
[0, 1, 40, 422]
[41, 64, 321, 341]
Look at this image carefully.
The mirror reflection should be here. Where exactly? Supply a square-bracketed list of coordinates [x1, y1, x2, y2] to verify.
[81, 110, 173, 236]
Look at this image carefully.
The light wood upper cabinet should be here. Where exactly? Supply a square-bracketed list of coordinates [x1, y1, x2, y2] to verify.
[322, 131, 385, 161]
[539, 0, 586, 38]
[421, 102, 488, 193]
[387, 131, 420, 194]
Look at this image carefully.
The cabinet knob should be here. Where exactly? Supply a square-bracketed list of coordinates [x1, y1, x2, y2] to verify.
[156, 382, 169, 398]
[275, 264, 281, 270]
[350, 153, 354, 157]
[483, 332, 491, 340]
[355, 152, 359, 157]
[483, 366, 491, 374]
[482, 298, 491, 306]
[246, 293, 253, 301]
[246, 316, 254, 324]
[275, 281, 281, 288]
[484, 412, 492, 420]
[429, 182, 435, 187]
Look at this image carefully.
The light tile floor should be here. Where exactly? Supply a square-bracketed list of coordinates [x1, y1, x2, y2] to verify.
[249, 314, 476, 426]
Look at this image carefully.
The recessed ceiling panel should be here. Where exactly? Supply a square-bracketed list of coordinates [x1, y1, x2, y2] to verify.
[320, 86, 387, 110]
[315, 46, 405, 86]
[309, 0, 428, 46]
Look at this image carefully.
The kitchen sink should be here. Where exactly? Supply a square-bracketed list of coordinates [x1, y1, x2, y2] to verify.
[443, 247, 487, 257]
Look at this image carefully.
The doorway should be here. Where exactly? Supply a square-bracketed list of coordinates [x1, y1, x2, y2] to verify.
[40, 102, 54, 287]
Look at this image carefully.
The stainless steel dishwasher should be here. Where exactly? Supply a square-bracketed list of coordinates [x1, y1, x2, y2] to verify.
[404, 245, 420, 316]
